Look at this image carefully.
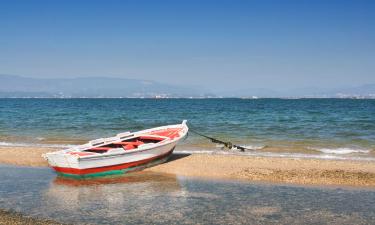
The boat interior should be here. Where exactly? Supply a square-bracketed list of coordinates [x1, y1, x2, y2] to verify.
[85, 136, 165, 153]
[81, 128, 182, 154]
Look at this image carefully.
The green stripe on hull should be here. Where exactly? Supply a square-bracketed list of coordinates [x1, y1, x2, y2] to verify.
[57, 154, 170, 179]
[57, 169, 124, 179]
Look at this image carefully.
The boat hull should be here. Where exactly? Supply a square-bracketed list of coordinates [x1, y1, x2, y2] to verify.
[53, 147, 175, 178]
[44, 121, 188, 178]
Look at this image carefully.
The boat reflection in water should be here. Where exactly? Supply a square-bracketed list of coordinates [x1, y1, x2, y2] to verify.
[43, 172, 184, 224]
[52, 171, 180, 188]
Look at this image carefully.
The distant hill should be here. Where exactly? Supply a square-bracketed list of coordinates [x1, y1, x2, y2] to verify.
[286, 84, 375, 98]
[0, 74, 212, 98]
[218, 84, 375, 98]
[1, 74, 374, 98]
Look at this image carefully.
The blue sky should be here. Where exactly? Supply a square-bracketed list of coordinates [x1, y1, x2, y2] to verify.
[0, 0, 374, 92]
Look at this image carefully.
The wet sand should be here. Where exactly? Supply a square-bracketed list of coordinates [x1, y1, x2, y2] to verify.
[1, 146, 375, 187]
[0, 147, 52, 167]
[0, 209, 64, 225]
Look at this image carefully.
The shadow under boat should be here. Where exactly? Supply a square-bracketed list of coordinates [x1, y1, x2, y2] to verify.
[166, 152, 190, 162]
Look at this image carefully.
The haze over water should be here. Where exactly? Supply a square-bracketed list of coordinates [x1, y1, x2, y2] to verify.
[1, 98, 374, 160]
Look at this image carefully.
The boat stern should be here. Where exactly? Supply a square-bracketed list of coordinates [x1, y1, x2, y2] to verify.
[43, 151, 79, 169]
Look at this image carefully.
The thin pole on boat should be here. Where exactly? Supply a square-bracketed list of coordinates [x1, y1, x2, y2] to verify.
[189, 129, 250, 152]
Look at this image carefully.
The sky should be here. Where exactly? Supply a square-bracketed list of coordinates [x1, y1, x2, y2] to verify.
[0, 0, 374, 92]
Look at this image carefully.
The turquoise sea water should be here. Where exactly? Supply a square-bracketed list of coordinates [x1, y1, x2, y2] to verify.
[0, 98, 374, 160]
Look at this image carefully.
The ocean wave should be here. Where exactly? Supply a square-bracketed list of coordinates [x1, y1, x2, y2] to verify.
[240, 144, 266, 150]
[310, 147, 371, 155]
[175, 149, 375, 161]
[175, 150, 217, 154]
[0, 141, 75, 148]
[214, 144, 266, 150]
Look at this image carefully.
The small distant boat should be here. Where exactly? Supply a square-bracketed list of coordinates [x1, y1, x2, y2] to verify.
[43, 121, 188, 178]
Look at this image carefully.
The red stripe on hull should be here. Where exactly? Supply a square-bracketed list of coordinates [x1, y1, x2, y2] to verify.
[52, 149, 174, 175]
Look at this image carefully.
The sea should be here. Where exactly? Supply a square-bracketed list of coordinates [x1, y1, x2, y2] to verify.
[0, 98, 374, 161]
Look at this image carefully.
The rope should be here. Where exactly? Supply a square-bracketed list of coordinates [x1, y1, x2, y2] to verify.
[189, 129, 251, 152]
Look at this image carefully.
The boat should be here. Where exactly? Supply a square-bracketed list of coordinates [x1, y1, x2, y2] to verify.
[43, 120, 188, 178]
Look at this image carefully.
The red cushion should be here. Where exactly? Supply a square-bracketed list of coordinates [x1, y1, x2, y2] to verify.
[89, 147, 112, 151]
[115, 141, 144, 146]
[124, 145, 135, 150]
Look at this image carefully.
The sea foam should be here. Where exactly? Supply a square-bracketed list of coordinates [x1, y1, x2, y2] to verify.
[0, 141, 75, 148]
[311, 147, 371, 155]
[215, 144, 266, 150]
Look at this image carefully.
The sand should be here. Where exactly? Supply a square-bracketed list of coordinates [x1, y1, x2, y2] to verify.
[0, 147, 52, 167]
[1, 146, 375, 187]
[148, 153, 375, 187]
[0, 209, 64, 225]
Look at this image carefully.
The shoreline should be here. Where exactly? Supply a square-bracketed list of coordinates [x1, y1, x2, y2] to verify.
[148, 154, 375, 187]
[1, 146, 375, 187]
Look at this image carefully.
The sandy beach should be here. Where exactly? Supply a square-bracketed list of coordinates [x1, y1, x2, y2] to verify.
[1, 146, 375, 187]
[148, 153, 375, 187]
[0, 147, 53, 167]
[0, 209, 64, 225]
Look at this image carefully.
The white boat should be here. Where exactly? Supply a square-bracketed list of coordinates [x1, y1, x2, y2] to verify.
[43, 120, 188, 178]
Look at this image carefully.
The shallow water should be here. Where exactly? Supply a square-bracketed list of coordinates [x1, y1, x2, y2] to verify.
[0, 164, 375, 224]
[0, 98, 375, 160]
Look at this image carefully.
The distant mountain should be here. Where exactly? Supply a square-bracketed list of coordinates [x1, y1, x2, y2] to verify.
[332, 84, 375, 96]
[218, 84, 375, 98]
[1, 74, 374, 98]
[285, 84, 375, 98]
[217, 88, 282, 98]
[0, 74, 213, 98]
